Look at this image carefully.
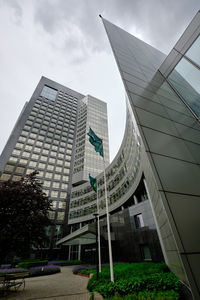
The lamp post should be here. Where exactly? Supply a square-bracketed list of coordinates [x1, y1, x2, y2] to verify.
[93, 212, 99, 280]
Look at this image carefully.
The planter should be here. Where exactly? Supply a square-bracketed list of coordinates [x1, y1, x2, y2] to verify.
[75, 273, 90, 278]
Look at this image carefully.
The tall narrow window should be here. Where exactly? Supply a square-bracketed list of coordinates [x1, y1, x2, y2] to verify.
[134, 213, 144, 229]
[140, 245, 152, 261]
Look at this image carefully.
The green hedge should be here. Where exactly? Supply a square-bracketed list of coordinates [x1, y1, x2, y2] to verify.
[29, 266, 61, 277]
[48, 260, 81, 266]
[11, 259, 39, 267]
[63, 259, 82, 266]
[17, 260, 48, 269]
[88, 273, 179, 298]
[0, 268, 26, 275]
[105, 290, 179, 300]
[86, 263, 180, 298]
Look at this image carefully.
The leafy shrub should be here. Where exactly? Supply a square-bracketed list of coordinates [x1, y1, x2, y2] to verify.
[29, 265, 60, 277]
[72, 265, 92, 274]
[48, 260, 81, 266]
[87, 263, 180, 298]
[17, 260, 48, 269]
[72, 264, 108, 275]
[0, 265, 60, 277]
[105, 290, 179, 300]
[137, 290, 179, 300]
[88, 273, 179, 297]
[0, 264, 11, 269]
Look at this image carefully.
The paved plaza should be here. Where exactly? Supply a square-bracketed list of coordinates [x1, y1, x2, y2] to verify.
[1, 266, 102, 300]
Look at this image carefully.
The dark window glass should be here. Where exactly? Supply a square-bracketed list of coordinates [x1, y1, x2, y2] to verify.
[140, 245, 152, 261]
[134, 213, 144, 229]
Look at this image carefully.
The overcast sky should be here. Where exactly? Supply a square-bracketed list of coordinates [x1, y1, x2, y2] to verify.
[0, 0, 199, 161]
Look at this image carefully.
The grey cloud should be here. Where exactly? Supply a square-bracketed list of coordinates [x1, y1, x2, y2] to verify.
[103, 0, 200, 53]
[1, 0, 23, 25]
[32, 0, 200, 61]
[2, 0, 199, 61]
[134, 0, 200, 53]
[33, 0, 110, 62]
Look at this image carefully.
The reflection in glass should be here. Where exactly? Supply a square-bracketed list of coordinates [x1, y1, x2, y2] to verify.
[41, 85, 58, 101]
[186, 35, 200, 66]
[168, 57, 200, 117]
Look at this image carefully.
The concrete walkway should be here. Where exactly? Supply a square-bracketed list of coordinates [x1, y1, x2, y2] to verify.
[2, 266, 102, 300]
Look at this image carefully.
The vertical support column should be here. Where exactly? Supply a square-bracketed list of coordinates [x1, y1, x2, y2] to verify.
[68, 245, 71, 261]
[78, 245, 81, 261]
[94, 214, 99, 279]
[134, 195, 138, 205]
[78, 223, 82, 260]
[96, 183, 102, 273]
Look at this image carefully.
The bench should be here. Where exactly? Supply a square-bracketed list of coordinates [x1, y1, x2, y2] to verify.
[0, 272, 29, 295]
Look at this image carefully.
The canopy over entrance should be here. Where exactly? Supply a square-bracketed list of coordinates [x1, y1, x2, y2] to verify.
[56, 224, 96, 246]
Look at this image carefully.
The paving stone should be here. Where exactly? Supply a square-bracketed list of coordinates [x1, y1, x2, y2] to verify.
[1, 266, 91, 300]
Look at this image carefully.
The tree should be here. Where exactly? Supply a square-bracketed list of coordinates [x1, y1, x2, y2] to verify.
[0, 171, 52, 263]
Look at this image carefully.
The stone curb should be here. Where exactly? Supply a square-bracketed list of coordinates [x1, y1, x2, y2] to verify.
[75, 273, 103, 299]
[94, 291, 104, 299]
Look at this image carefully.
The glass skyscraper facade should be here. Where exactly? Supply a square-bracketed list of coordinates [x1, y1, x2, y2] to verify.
[0, 76, 109, 254]
[72, 95, 109, 186]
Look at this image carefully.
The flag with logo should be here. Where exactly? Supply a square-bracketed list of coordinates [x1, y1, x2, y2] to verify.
[87, 127, 104, 157]
[89, 174, 97, 192]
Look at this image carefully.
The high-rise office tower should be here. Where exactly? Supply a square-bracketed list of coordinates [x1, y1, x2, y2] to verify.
[0, 76, 109, 256]
[72, 95, 109, 186]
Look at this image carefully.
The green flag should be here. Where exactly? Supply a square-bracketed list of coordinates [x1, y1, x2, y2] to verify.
[87, 127, 104, 157]
[89, 174, 97, 192]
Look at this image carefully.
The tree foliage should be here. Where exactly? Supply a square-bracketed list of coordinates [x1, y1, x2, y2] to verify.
[0, 171, 52, 262]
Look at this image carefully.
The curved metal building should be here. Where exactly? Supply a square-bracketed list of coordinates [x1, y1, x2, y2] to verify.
[100, 12, 200, 300]
[59, 12, 200, 299]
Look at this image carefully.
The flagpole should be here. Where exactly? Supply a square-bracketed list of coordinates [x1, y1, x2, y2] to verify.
[87, 128, 113, 281]
[102, 141, 114, 282]
[96, 182, 102, 273]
